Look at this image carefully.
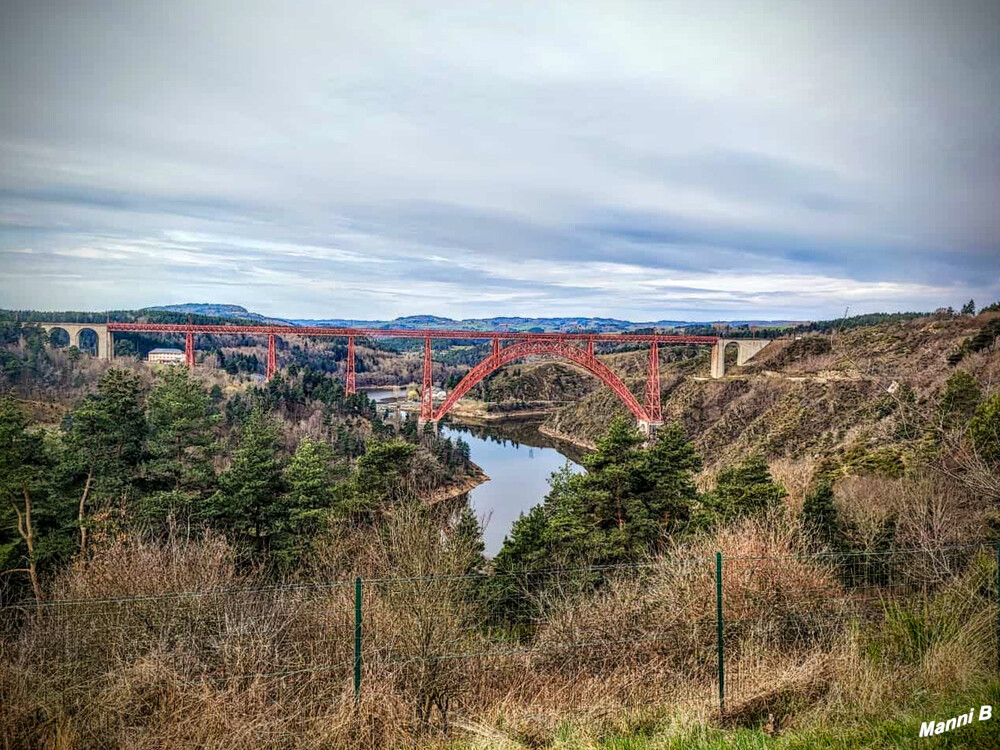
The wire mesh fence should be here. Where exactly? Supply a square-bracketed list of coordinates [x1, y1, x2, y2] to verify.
[2, 544, 997, 723]
[720, 544, 1000, 710]
[1, 582, 356, 695]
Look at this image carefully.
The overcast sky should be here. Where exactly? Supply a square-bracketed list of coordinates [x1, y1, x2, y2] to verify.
[1, 0, 998, 321]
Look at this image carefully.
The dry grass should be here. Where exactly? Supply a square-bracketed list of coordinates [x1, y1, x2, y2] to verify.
[2, 510, 995, 749]
[821, 549, 997, 719]
[768, 458, 815, 515]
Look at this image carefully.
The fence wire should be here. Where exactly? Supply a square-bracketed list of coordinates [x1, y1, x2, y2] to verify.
[2, 544, 996, 722]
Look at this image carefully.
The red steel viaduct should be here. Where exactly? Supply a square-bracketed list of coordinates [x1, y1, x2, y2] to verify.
[31, 321, 771, 433]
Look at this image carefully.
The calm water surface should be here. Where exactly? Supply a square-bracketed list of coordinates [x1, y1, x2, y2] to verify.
[363, 388, 584, 556]
[440, 421, 584, 556]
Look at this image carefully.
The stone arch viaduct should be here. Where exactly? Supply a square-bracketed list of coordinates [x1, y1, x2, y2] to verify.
[35, 322, 114, 361]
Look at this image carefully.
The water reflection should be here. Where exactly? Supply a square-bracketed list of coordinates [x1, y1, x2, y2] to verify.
[364, 387, 586, 556]
[442, 418, 589, 465]
[440, 419, 584, 556]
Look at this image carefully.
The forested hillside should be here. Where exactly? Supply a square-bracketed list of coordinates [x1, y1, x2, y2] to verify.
[0, 319, 479, 604]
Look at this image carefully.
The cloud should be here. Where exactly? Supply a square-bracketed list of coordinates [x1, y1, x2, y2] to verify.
[1, 0, 998, 320]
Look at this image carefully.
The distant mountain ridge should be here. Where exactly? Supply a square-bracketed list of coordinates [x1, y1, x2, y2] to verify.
[151, 303, 802, 332]
[288, 315, 802, 332]
[148, 304, 296, 326]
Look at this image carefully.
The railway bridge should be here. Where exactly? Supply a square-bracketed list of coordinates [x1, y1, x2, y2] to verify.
[34, 322, 114, 361]
[30, 321, 772, 433]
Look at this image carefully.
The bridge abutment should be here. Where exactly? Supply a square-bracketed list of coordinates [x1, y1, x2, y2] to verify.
[709, 339, 771, 378]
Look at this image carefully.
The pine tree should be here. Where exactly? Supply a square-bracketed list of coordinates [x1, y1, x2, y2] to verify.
[488, 503, 553, 624]
[62, 369, 146, 552]
[451, 505, 486, 575]
[706, 454, 786, 521]
[940, 370, 980, 425]
[277, 437, 341, 565]
[455, 437, 471, 463]
[968, 322, 1000, 354]
[493, 504, 551, 575]
[538, 463, 591, 565]
[802, 478, 842, 551]
[212, 408, 286, 552]
[341, 439, 418, 517]
[961, 299, 976, 316]
[633, 422, 701, 546]
[145, 367, 219, 502]
[578, 416, 645, 553]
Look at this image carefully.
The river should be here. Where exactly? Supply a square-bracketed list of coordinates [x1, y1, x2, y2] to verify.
[363, 388, 584, 556]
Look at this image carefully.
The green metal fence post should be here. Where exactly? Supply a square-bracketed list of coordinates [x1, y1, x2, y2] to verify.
[716, 551, 725, 715]
[354, 576, 362, 701]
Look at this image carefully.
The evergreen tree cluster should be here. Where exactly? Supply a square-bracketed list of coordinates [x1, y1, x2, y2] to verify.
[0, 363, 476, 599]
[790, 311, 929, 335]
[493, 417, 785, 576]
[948, 318, 1000, 366]
[487, 417, 788, 622]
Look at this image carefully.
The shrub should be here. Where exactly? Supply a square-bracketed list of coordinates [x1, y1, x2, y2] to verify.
[867, 550, 995, 671]
[534, 514, 844, 676]
[969, 392, 1000, 465]
[940, 371, 980, 421]
[703, 454, 787, 521]
[802, 478, 843, 552]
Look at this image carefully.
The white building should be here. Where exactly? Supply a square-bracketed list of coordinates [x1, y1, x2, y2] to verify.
[148, 347, 185, 364]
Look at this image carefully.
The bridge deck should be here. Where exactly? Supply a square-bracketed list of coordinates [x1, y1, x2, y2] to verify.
[106, 322, 718, 344]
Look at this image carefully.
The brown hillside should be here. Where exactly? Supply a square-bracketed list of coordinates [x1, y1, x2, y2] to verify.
[542, 313, 1000, 470]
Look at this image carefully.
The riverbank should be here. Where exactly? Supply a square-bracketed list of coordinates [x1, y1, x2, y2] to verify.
[438, 419, 584, 554]
[420, 465, 489, 505]
[537, 422, 596, 451]
[447, 398, 565, 421]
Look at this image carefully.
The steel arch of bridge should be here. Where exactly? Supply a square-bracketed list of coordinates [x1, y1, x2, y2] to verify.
[431, 339, 650, 423]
